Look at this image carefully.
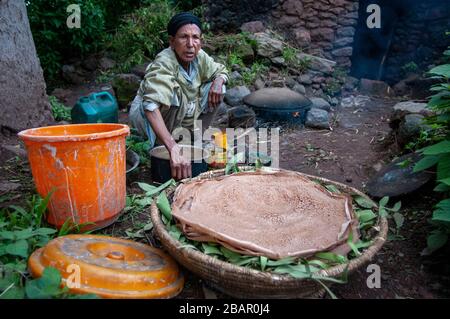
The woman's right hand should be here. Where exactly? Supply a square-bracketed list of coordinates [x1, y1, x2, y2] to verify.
[168, 144, 192, 180]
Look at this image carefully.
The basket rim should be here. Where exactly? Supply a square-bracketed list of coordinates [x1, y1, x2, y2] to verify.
[150, 167, 389, 283]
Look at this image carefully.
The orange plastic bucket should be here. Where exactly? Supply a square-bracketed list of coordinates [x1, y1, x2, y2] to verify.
[18, 124, 130, 230]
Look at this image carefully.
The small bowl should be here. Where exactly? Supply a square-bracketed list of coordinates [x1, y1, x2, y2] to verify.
[126, 149, 140, 174]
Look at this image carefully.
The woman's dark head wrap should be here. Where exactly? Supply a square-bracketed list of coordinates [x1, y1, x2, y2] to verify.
[167, 12, 202, 36]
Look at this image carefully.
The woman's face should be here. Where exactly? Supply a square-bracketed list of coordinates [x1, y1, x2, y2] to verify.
[169, 24, 202, 67]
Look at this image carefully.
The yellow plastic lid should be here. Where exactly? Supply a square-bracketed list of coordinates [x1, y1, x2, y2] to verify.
[28, 234, 184, 298]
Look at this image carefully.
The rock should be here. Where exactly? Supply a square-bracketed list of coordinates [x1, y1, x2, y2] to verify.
[235, 43, 254, 64]
[283, 0, 304, 16]
[224, 86, 251, 106]
[298, 74, 313, 85]
[230, 71, 243, 82]
[254, 78, 265, 90]
[305, 108, 330, 129]
[285, 77, 297, 88]
[62, 64, 86, 85]
[293, 28, 311, 46]
[366, 153, 433, 198]
[231, 64, 242, 72]
[0, 181, 21, 194]
[1, 144, 27, 161]
[240, 21, 265, 33]
[343, 76, 359, 91]
[111, 73, 141, 109]
[311, 28, 335, 42]
[228, 106, 256, 128]
[331, 46, 353, 57]
[99, 57, 116, 71]
[310, 97, 331, 111]
[397, 114, 429, 145]
[359, 79, 394, 97]
[334, 37, 354, 48]
[393, 101, 429, 115]
[271, 56, 286, 66]
[251, 32, 284, 58]
[82, 55, 98, 71]
[297, 53, 336, 74]
[339, 95, 371, 108]
[292, 83, 306, 95]
[244, 87, 311, 110]
[131, 63, 150, 78]
[271, 79, 285, 87]
[336, 26, 355, 38]
[330, 97, 339, 106]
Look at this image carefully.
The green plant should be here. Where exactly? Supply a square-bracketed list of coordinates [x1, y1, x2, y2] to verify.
[241, 61, 269, 86]
[324, 67, 347, 97]
[413, 49, 450, 254]
[126, 133, 151, 165]
[109, 0, 175, 72]
[49, 96, 71, 122]
[401, 61, 419, 75]
[26, 0, 108, 83]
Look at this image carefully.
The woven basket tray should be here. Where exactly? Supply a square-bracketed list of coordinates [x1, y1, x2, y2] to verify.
[150, 167, 388, 298]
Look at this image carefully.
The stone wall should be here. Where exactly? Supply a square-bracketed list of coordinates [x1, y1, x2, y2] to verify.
[204, 0, 279, 32]
[383, 0, 450, 84]
[204, 0, 359, 71]
[271, 0, 359, 70]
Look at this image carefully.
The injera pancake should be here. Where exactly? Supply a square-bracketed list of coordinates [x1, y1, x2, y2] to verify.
[171, 170, 359, 259]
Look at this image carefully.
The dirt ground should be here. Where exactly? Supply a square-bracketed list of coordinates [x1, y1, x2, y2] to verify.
[1, 89, 449, 299]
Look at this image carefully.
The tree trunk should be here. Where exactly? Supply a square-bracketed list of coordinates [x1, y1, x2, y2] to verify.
[0, 0, 53, 133]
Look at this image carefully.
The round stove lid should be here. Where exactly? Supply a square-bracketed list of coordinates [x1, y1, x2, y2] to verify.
[28, 234, 184, 298]
[243, 87, 312, 111]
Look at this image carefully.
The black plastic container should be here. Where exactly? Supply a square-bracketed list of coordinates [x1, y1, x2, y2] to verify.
[149, 145, 209, 183]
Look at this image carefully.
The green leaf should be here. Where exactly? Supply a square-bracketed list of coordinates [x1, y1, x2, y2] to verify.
[33, 228, 57, 236]
[391, 201, 402, 212]
[13, 228, 35, 240]
[0, 231, 15, 240]
[137, 183, 158, 193]
[25, 267, 62, 299]
[354, 196, 376, 209]
[422, 140, 450, 155]
[5, 240, 29, 258]
[220, 246, 243, 260]
[145, 179, 176, 197]
[266, 257, 297, 266]
[427, 231, 448, 253]
[434, 183, 450, 192]
[156, 191, 172, 222]
[347, 231, 361, 256]
[356, 210, 377, 223]
[201, 243, 223, 255]
[307, 259, 329, 269]
[393, 213, 405, 229]
[0, 285, 25, 299]
[413, 155, 439, 172]
[428, 64, 450, 78]
[314, 252, 347, 264]
[313, 279, 338, 299]
[437, 154, 450, 180]
[325, 184, 340, 194]
[379, 196, 389, 208]
[435, 199, 450, 211]
[432, 209, 450, 223]
[135, 197, 152, 207]
[260, 256, 268, 271]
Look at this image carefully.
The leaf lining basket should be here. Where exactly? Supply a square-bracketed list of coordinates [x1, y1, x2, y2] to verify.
[150, 167, 388, 298]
